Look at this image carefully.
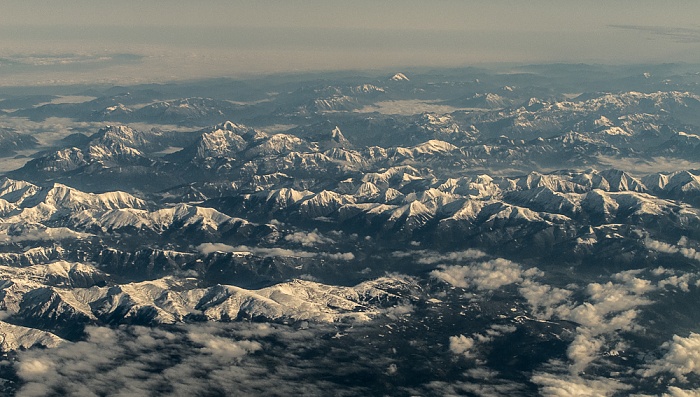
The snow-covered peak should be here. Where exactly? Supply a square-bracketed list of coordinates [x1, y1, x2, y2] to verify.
[266, 188, 314, 209]
[96, 125, 137, 140]
[101, 103, 132, 115]
[411, 140, 458, 155]
[0, 261, 106, 288]
[0, 178, 40, 203]
[88, 141, 145, 161]
[247, 134, 307, 157]
[216, 120, 250, 133]
[195, 128, 247, 159]
[316, 126, 352, 150]
[362, 166, 422, 187]
[299, 190, 355, 217]
[0, 322, 64, 350]
[389, 200, 433, 221]
[31, 183, 147, 212]
[666, 171, 700, 193]
[330, 126, 344, 141]
[594, 116, 613, 128]
[350, 84, 385, 94]
[390, 72, 410, 82]
[354, 181, 381, 200]
[598, 169, 646, 192]
[677, 131, 700, 140]
[640, 170, 700, 193]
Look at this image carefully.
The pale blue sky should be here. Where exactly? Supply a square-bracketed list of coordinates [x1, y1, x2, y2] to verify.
[1, 1, 699, 85]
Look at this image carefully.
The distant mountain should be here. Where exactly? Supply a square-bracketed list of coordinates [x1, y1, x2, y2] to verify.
[0, 129, 38, 156]
[389, 73, 410, 82]
[444, 92, 515, 109]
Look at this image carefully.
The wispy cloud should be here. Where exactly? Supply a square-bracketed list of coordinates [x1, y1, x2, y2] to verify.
[196, 242, 354, 261]
[610, 25, 700, 43]
[0, 53, 142, 67]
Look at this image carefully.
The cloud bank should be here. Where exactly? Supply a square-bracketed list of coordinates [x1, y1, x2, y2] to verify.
[430, 258, 542, 290]
[640, 333, 700, 383]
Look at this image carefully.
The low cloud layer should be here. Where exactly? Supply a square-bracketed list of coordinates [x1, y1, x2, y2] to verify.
[645, 238, 700, 262]
[430, 258, 541, 290]
[12, 319, 476, 397]
[431, 254, 700, 387]
[518, 280, 572, 320]
[197, 242, 316, 258]
[196, 242, 354, 261]
[16, 325, 262, 397]
[6, 262, 700, 396]
[610, 25, 700, 44]
[640, 333, 700, 383]
[284, 230, 334, 247]
[14, 323, 373, 397]
[414, 249, 487, 265]
[531, 372, 632, 397]
[448, 324, 517, 361]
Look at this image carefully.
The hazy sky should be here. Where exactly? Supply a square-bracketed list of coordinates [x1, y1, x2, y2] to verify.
[1, 0, 700, 85]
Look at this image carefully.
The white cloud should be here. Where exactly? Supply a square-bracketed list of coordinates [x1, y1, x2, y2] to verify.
[490, 324, 517, 334]
[564, 272, 656, 339]
[566, 333, 605, 375]
[17, 359, 54, 379]
[0, 116, 105, 148]
[646, 238, 700, 262]
[14, 321, 415, 397]
[14, 324, 266, 397]
[664, 386, 700, 397]
[530, 270, 662, 375]
[519, 280, 573, 320]
[448, 382, 530, 397]
[436, 262, 694, 381]
[431, 258, 541, 290]
[449, 334, 475, 357]
[531, 372, 632, 397]
[520, 264, 700, 386]
[653, 266, 673, 276]
[640, 333, 700, 382]
[464, 367, 500, 380]
[416, 249, 487, 264]
[284, 230, 334, 247]
[196, 242, 238, 255]
[650, 267, 695, 292]
[250, 247, 317, 258]
[584, 282, 652, 318]
[391, 249, 487, 264]
[448, 324, 516, 361]
[560, 292, 642, 375]
[188, 332, 262, 361]
[323, 252, 355, 261]
[646, 238, 682, 255]
[196, 243, 317, 258]
[611, 270, 656, 294]
[659, 274, 693, 292]
[382, 303, 414, 321]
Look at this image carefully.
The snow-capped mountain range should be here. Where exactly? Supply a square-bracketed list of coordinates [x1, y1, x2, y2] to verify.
[1, 64, 700, 396]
